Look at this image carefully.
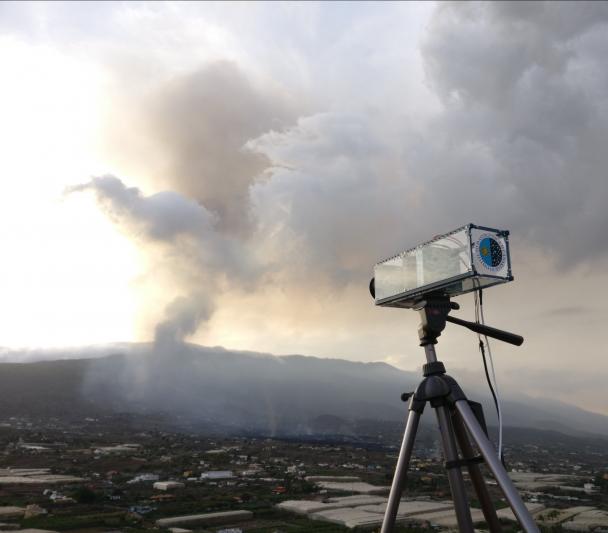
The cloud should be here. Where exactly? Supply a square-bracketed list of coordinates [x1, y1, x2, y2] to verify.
[413, 1, 608, 265]
[248, 112, 413, 285]
[80, 2, 608, 346]
[104, 61, 297, 236]
[35, 2, 608, 413]
[67, 58, 301, 346]
[67, 175, 254, 344]
[237, 2, 608, 299]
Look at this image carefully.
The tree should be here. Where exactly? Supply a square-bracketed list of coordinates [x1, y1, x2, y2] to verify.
[73, 487, 97, 504]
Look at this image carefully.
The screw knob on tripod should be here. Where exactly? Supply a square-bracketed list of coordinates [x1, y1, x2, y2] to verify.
[423, 361, 446, 376]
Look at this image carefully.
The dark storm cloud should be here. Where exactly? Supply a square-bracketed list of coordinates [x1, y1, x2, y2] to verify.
[413, 1, 608, 265]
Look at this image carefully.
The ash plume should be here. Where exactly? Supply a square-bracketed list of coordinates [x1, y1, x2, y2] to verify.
[154, 293, 213, 347]
[67, 175, 254, 345]
[105, 61, 297, 237]
[75, 62, 300, 346]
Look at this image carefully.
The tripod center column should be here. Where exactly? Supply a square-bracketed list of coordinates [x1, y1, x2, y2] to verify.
[424, 344, 438, 363]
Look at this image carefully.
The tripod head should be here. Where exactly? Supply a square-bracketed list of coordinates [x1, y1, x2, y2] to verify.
[368, 278, 524, 347]
[414, 293, 524, 347]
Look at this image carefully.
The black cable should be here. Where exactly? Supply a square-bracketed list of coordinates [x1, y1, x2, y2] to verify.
[479, 339, 500, 429]
[475, 288, 506, 466]
[477, 291, 498, 415]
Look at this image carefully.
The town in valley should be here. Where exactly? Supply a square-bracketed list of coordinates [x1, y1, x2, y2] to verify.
[0, 414, 605, 533]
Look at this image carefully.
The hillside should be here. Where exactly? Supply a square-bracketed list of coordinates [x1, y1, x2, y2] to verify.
[0, 343, 605, 439]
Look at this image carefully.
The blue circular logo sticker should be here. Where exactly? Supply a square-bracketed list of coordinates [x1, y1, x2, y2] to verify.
[476, 235, 506, 271]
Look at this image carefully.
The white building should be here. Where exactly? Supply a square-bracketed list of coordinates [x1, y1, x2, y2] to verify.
[200, 471, 233, 480]
[94, 444, 142, 455]
[156, 510, 252, 528]
[153, 481, 185, 491]
[583, 483, 599, 494]
[128, 474, 159, 484]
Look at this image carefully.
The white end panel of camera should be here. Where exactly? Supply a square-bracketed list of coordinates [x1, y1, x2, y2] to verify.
[470, 228, 510, 279]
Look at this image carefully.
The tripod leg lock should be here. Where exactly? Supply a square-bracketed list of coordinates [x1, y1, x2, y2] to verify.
[445, 456, 485, 470]
[440, 375, 468, 403]
[408, 394, 426, 414]
[403, 369, 481, 419]
[403, 392, 426, 414]
[415, 375, 451, 402]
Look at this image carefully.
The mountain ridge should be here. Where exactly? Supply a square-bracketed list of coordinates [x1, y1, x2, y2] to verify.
[0, 343, 605, 439]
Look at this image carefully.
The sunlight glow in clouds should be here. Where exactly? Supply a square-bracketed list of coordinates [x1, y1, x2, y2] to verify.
[0, 36, 140, 347]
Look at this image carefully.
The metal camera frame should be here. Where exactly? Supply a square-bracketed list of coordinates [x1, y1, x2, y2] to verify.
[373, 224, 513, 309]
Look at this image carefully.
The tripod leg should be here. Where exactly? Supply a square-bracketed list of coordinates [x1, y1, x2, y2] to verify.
[451, 409, 502, 533]
[455, 400, 540, 533]
[380, 409, 421, 533]
[435, 404, 475, 533]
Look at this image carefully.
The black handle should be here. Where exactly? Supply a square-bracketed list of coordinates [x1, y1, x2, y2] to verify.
[445, 315, 524, 346]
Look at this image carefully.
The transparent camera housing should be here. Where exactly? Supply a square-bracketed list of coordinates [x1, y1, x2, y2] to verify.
[374, 224, 513, 308]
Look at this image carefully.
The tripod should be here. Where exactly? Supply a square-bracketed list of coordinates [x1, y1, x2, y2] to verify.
[380, 296, 539, 533]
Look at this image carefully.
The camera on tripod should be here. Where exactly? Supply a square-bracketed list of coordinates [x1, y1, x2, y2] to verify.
[371, 224, 537, 533]
[372, 224, 512, 308]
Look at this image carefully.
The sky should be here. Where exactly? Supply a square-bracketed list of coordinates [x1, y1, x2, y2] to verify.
[0, 1, 607, 415]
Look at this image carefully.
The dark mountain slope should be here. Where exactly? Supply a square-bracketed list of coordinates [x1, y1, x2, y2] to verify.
[0, 343, 604, 438]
